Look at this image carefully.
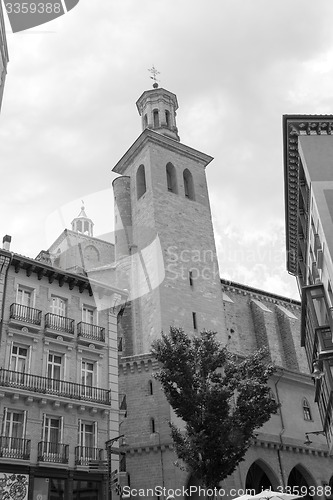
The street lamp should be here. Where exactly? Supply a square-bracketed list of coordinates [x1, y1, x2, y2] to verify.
[304, 430, 326, 446]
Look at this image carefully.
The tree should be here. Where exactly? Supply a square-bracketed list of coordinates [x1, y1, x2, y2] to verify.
[151, 328, 279, 490]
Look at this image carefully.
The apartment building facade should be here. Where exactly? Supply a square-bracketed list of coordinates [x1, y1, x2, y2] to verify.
[283, 115, 333, 454]
[0, 234, 125, 500]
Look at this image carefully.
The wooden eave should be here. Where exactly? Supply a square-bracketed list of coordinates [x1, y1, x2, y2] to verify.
[112, 128, 213, 175]
[283, 114, 333, 275]
[11, 253, 93, 295]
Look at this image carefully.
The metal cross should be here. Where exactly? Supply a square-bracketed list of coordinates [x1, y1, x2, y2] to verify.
[148, 65, 160, 84]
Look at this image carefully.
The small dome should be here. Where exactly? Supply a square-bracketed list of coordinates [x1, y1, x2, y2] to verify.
[71, 202, 94, 236]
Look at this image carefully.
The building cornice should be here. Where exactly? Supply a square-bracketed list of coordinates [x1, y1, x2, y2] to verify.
[1, 250, 124, 298]
[112, 128, 213, 175]
[221, 278, 301, 307]
[283, 115, 333, 275]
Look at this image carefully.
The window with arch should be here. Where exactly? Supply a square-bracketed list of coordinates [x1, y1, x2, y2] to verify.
[302, 398, 312, 421]
[148, 380, 153, 396]
[165, 110, 170, 128]
[153, 109, 159, 128]
[183, 169, 195, 200]
[166, 163, 177, 193]
[136, 164, 146, 199]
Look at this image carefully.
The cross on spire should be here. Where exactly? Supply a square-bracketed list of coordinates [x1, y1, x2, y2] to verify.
[148, 65, 160, 88]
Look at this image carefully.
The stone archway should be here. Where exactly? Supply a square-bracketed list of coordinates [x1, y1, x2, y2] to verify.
[245, 460, 279, 493]
[287, 465, 316, 500]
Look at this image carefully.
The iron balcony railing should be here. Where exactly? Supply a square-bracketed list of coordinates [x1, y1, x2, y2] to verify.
[77, 322, 105, 342]
[0, 369, 111, 405]
[45, 313, 74, 334]
[75, 446, 103, 466]
[37, 441, 69, 464]
[10, 303, 42, 326]
[0, 436, 31, 460]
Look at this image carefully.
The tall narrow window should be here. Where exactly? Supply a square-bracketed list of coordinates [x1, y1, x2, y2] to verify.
[10, 345, 28, 373]
[153, 110, 159, 128]
[166, 163, 177, 193]
[150, 418, 155, 433]
[10, 345, 28, 384]
[42, 416, 62, 457]
[4, 410, 25, 439]
[183, 169, 195, 200]
[303, 398, 312, 421]
[136, 164, 146, 199]
[17, 286, 32, 307]
[165, 110, 170, 128]
[79, 421, 97, 461]
[144, 114, 148, 128]
[47, 353, 63, 392]
[82, 306, 95, 325]
[189, 271, 194, 287]
[192, 312, 197, 330]
[148, 380, 153, 396]
[81, 361, 95, 398]
[51, 296, 67, 317]
[48, 353, 63, 380]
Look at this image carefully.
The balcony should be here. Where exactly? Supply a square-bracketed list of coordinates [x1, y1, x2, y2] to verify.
[75, 446, 103, 466]
[38, 441, 69, 464]
[9, 303, 42, 331]
[77, 322, 105, 344]
[0, 436, 31, 460]
[0, 369, 111, 405]
[45, 313, 74, 341]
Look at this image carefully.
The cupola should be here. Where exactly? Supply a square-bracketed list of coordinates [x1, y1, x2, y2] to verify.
[136, 84, 180, 141]
[71, 202, 94, 237]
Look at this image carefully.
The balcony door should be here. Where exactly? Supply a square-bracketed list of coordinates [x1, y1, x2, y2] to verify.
[42, 416, 62, 458]
[9, 345, 29, 385]
[79, 421, 97, 460]
[47, 353, 63, 392]
[51, 296, 67, 317]
[17, 287, 32, 307]
[81, 361, 94, 398]
[82, 306, 95, 325]
[2, 409, 26, 454]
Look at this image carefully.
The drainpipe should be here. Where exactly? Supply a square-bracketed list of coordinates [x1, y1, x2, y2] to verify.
[275, 369, 285, 488]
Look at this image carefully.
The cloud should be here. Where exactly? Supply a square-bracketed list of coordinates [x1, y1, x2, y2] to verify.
[0, 0, 331, 300]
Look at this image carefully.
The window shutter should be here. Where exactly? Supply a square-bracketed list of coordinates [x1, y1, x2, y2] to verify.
[2, 407, 7, 435]
[28, 346, 32, 374]
[78, 418, 82, 446]
[93, 421, 98, 448]
[23, 410, 27, 437]
[60, 416, 64, 444]
[41, 413, 46, 440]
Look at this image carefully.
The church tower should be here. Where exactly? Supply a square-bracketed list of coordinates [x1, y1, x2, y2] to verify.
[113, 83, 226, 355]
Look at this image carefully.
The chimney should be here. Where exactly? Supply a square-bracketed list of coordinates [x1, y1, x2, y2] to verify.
[2, 235, 11, 251]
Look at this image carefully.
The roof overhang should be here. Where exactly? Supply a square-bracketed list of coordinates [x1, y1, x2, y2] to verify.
[112, 128, 213, 175]
[283, 115, 333, 275]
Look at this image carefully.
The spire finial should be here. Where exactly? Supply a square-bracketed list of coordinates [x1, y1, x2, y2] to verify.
[81, 199, 85, 210]
[148, 65, 160, 88]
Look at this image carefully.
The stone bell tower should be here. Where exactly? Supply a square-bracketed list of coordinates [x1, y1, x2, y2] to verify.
[113, 82, 226, 356]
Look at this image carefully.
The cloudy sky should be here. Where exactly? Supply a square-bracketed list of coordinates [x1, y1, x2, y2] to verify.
[2, 0, 333, 300]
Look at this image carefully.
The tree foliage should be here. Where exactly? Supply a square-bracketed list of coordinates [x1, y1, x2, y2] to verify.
[151, 328, 279, 489]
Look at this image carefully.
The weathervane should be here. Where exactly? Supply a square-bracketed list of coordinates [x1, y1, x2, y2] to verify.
[148, 65, 160, 88]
